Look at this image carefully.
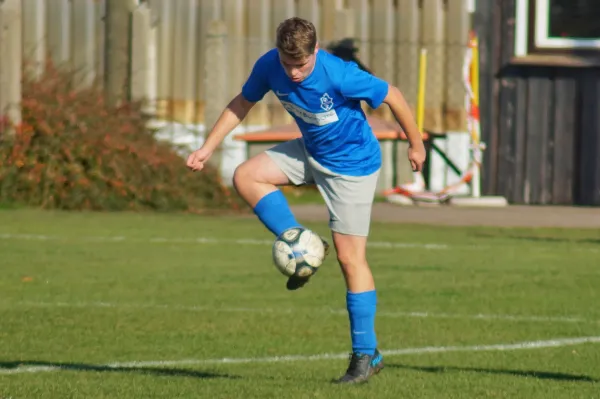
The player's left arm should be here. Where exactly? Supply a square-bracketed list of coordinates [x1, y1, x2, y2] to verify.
[382, 84, 426, 172]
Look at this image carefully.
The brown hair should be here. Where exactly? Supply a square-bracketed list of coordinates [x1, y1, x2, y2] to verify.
[276, 17, 318, 59]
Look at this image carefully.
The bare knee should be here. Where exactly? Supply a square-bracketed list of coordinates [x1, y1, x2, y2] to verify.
[333, 233, 374, 292]
[337, 250, 367, 276]
[233, 161, 256, 191]
[232, 154, 291, 207]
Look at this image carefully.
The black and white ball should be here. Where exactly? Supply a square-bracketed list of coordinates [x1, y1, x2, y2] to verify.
[272, 227, 326, 277]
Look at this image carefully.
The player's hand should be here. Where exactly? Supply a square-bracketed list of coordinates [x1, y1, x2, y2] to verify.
[408, 141, 426, 172]
[186, 147, 213, 172]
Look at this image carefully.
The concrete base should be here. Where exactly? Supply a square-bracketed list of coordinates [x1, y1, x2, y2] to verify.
[448, 196, 509, 207]
[386, 193, 509, 208]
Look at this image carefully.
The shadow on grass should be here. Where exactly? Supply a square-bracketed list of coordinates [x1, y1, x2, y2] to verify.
[387, 363, 599, 383]
[472, 232, 600, 244]
[0, 360, 240, 379]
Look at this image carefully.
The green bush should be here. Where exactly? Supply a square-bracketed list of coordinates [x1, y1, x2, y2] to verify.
[0, 61, 244, 212]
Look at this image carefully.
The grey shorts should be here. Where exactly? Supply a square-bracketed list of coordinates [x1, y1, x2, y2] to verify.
[266, 138, 380, 237]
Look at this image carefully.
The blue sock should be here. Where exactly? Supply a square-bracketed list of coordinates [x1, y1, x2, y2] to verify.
[347, 290, 377, 356]
[253, 190, 301, 237]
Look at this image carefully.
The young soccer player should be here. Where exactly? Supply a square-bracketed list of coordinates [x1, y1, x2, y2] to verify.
[186, 17, 426, 384]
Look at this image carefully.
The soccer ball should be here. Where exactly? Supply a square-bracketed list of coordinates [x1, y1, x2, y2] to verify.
[272, 227, 326, 277]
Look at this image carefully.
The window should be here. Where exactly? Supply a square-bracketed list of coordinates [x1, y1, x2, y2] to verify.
[515, 0, 600, 57]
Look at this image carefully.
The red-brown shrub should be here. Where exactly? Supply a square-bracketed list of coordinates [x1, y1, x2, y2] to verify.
[0, 61, 244, 212]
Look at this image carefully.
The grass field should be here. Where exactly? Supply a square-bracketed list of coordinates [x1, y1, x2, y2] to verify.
[1, 209, 599, 398]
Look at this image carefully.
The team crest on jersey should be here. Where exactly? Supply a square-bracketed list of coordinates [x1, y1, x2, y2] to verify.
[320, 93, 334, 111]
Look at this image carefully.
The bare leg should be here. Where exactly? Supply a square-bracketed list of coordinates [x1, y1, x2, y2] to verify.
[332, 232, 374, 293]
[233, 152, 291, 207]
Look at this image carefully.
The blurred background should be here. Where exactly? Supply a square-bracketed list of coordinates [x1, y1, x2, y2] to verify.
[0, 0, 474, 202]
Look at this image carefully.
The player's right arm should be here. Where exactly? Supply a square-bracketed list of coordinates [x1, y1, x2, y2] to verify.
[187, 53, 271, 172]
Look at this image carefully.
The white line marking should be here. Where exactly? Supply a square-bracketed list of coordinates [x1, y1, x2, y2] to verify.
[2, 336, 599, 375]
[2, 232, 598, 253]
[0, 233, 448, 250]
[371, 310, 597, 324]
[6, 301, 599, 325]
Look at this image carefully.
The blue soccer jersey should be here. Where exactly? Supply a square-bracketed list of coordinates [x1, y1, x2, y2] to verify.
[241, 48, 389, 176]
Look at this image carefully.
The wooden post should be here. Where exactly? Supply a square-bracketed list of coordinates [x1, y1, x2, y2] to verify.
[94, 0, 106, 81]
[196, 0, 222, 121]
[45, 0, 71, 66]
[333, 8, 355, 41]
[245, 0, 271, 127]
[131, 3, 152, 104]
[320, 0, 344, 44]
[445, 0, 469, 132]
[370, 0, 395, 120]
[154, 0, 173, 121]
[21, 0, 45, 80]
[172, 0, 198, 124]
[71, 0, 97, 88]
[421, 0, 446, 133]
[393, 0, 420, 187]
[348, 0, 370, 68]
[270, 0, 294, 125]
[396, 0, 420, 113]
[0, 0, 22, 127]
[104, 0, 137, 106]
[296, 0, 320, 34]
[223, 0, 246, 102]
[204, 20, 228, 167]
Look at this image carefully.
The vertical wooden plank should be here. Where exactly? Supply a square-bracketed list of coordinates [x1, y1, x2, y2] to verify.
[370, 0, 394, 119]
[172, 0, 198, 124]
[320, 0, 344, 44]
[221, 0, 247, 177]
[45, 0, 71, 66]
[94, 0, 106, 81]
[245, 0, 271, 127]
[396, 0, 420, 112]
[154, 0, 173, 120]
[204, 20, 227, 167]
[71, 0, 97, 88]
[0, 0, 22, 126]
[104, 0, 138, 105]
[171, 1, 187, 101]
[524, 70, 553, 205]
[0, 5, 3, 115]
[496, 74, 528, 204]
[348, 0, 370, 68]
[131, 3, 151, 102]
[512, 77, 528, 204]
[271, 0, 294, 33]
[296, 0, 320, 34]
[577, 69, 600, 206]
[333, 8, 355, 41]
[222, 0, 246, 100]
[480, 0, 512, 196]
[270, 0, 294, 125]
[21, 0, 45, 79]
[7, 0, 21, 124]
[371, 0, 395, 188]
[474, 0, 495, 195]
[500, 0, 517, 65]
[445, 0, 469, 132]
[421, 0, 445, 132]
[542, 71, 556, 205]
[496, 77, 516, 202]
[551, 71, 577, 205]
[196, 0, 222, 105]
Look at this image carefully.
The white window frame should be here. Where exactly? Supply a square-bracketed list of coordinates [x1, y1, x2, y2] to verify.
[515, 0, 600, 57]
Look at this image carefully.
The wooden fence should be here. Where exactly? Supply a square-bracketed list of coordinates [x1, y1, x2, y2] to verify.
[0, 0, 473, 135]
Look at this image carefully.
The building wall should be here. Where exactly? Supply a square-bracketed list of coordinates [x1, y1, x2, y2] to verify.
[476, 0, 600, 206]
